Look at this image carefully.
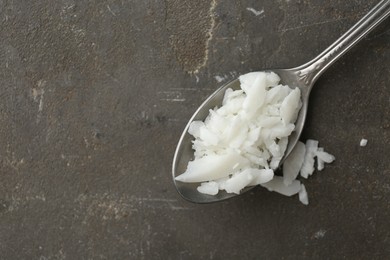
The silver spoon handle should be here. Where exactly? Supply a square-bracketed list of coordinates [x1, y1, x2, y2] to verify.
[295, 0, 390, 86]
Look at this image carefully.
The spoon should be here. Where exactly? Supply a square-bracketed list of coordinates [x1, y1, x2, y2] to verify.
[172, 0, 390, 203]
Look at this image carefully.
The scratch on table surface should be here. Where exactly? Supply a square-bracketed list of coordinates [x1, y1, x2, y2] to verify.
[169, 87, 198, 91]
[160, 98, 186, 102]
[246, 7, 264, 17]
[169, 87, 216, 92]
[32, 79, 46, 113]
[195, 75, 200, 83]
[4, 194, 47, 213]
[167, 118, 188, 123]
[168, 205, 193, 211]
[4, 150, 24, 172]
[214, 71, 238, 83]
[132, 197, 178, 203]
[158, 90, 186, 102]
[75, 194, 193, 222]
[38, 95, 44, 112]
[61, 3, 75, 15]
[107, 5, 117, 16]
[215, 36, 237, 41]
[279, 17, 349, 33]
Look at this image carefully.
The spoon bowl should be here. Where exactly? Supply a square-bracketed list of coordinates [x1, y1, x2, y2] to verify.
[172, 69, 309, 203]
[172, 0, 390, 203]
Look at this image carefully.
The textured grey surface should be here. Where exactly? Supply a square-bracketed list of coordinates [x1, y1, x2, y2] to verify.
[0, 0, 389, 259]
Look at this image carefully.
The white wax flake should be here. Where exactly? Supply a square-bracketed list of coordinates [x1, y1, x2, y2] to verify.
[299, 184, 309, 205]
[300, 139, 318, 178]
[261, 176, 301, 197]
[283, 141, 306, 185]
[197, 182, 219, 195]
[316, 147, 325, 171]
[224, 170, 254, 194]
[175, 150, 250, 183]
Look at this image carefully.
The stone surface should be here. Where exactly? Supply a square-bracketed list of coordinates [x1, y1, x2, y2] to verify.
[0, 0, 389, 259]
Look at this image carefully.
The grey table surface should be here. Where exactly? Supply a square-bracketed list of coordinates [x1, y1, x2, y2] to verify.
[1, 0, 389, 259]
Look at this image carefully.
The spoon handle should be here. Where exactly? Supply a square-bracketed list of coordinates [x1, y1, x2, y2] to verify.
[295, 0, 390, 87]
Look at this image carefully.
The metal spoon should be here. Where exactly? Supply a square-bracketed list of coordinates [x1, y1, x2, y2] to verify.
[172, 0, 390, 203]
